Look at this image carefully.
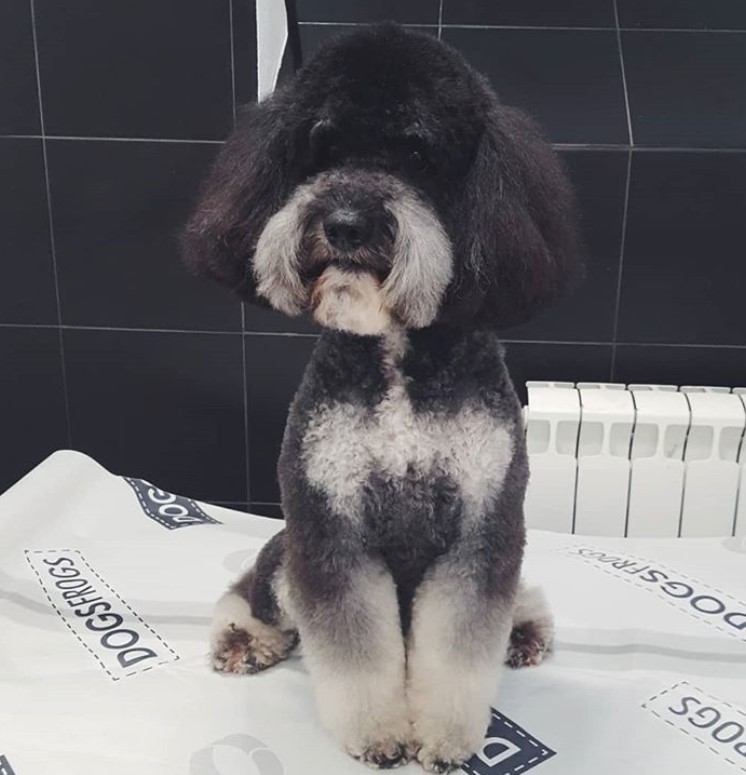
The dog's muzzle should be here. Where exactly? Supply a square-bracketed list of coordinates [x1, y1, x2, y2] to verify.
[253, 170, 453, 335]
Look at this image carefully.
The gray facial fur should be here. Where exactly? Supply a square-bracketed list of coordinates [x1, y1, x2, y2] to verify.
[253, 170, 453, 332]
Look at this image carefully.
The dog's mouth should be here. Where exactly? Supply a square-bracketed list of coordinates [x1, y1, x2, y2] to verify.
[299, 225, 393, 287]
[301, 257, 389, 286]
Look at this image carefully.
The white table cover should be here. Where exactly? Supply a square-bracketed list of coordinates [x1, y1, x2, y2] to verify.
[2, 451, 746, 775]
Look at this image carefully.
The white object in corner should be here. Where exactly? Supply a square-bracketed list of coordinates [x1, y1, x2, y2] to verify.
[736, 389, 746, 536]
[523, 381, 580, 533]
[679, 387, 746, 537]
[573, 384, 634, 536]
[256, 0, 289, 99]
[626, 385, 690, 537]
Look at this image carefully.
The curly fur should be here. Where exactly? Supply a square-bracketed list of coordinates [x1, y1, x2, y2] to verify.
[183, 23, 579, 772]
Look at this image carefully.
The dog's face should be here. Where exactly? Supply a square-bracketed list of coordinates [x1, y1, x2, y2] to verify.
[183, 25, 580, 333]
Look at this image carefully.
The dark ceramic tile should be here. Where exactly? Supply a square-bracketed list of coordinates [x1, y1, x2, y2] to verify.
[509, 150, 628, 341]
[623, 31, 746, 148]
[245, 334, 316, 502]
[613, 345, 746, 388]
[250, 502, 284, 519]
[64, 329, 246, 502]
[0, 139, 57, 324]
[243, 302, 320, 334]
[503, 342, 613, 404]
[618, 0, 746, 30]
[47, 140, 240, 331]
[443, 28, 628, 144]
[232, 0, 257, 110]
[300, 23, 437, 60]
[617, 152, 746, 346]
[35, 0, 232, 140]
[443, 0, 615, 27]
[0, 0, 40, 134]
[0, 328, 67, 494]
[208, 501, 249, 512]
[297, 0, 439, 24]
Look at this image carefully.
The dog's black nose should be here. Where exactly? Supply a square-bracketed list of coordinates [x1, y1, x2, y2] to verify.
[323, 210, 372, 251]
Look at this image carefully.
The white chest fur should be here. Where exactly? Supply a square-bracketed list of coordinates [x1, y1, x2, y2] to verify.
[301, 337, 514, 521]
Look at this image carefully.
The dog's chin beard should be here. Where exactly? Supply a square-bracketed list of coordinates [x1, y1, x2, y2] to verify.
[310, 266, 395, 336]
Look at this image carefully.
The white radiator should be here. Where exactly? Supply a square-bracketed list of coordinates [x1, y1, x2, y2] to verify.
[523, 382, 746, 537]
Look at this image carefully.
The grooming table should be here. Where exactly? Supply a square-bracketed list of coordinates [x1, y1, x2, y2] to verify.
[1, 451, 745, 775]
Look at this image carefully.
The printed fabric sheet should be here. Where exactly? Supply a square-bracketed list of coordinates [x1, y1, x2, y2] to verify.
[1, 451, 745, 775]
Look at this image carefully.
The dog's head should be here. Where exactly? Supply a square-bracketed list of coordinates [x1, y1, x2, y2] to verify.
[183, 24, 580, 334]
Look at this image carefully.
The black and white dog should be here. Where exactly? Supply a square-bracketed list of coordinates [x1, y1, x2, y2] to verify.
[183, 24, 579, 773]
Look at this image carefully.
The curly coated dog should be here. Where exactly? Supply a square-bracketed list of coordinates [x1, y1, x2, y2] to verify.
[183, 23, 580, 773]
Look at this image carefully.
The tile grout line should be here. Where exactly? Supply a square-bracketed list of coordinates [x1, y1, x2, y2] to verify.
[228, 0, 237, 125]
[298, 21, 746, 33]
[28, 0, 72, 447]
[437, 0, 444, 39]
[0, 134, 224, 144]
[612, 0, 635, 146]
[1, 322, 746, 350]
[240, 306, 252, 506]
[228, 0, 244, 516]
[5, 135, 746, 154]
[609, 148, 634, 379]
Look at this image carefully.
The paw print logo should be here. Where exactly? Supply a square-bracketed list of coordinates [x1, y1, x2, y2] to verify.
[190, 733, 283, 775]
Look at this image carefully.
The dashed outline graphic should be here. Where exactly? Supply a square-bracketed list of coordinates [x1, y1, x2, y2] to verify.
[123, 477, 220, 530]
[462, 708, 555, 775]
[25, 548, 180, 681]
[564, 546, 746, 644]
[642, 681, 746, 773]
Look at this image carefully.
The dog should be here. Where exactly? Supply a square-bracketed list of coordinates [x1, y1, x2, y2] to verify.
[182, 23, 579, 773]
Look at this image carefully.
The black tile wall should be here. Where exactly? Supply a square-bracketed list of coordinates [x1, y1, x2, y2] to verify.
[504, 343, 614, 405]
[1, 1, 745, 505]
[617, 0, 746, 31]
[35, 0, 233, 140]
[244, 335, 316, 503]
[510, 150, 628, 342]
[442, 0, 615, 28]
[0, 0, 40, 134]
[251, 503, 284, 520]
[233, 0, 258, 107]
[243, 302, 319, 335]
[46, 139, 240, 331]
[617, 152, 746, 346]
[0, 139, 57, 324]
[613, 345, 746, 388]
[64, 329, 247, 502]
[297, 0, 439, 25]
[300, 23, 437, 59]
[442, 28, 628, 145]
[623, 31, 746, 148]
[0, 328, 68, 494]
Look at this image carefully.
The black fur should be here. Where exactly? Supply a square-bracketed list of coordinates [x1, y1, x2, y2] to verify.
[189, 24, 578, 771]
[183, 23, 580, 328]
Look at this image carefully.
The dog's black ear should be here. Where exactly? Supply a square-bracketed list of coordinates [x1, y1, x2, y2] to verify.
[452, 103, 581, 329]
[181, 96, 292, 300]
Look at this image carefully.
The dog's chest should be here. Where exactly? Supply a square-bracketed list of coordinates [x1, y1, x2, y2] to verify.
[301, 381, 514, 521]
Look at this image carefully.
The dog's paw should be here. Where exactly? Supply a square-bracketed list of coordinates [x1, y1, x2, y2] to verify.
[416, 741, 474, 773]
[351, 739, 414, 770]
[505, 619, 553, 669]
[211, 623, 296, 675]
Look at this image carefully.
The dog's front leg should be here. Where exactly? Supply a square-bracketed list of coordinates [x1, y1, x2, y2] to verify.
[290, 556, 412, 768]
[408, 554, 518, 773]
